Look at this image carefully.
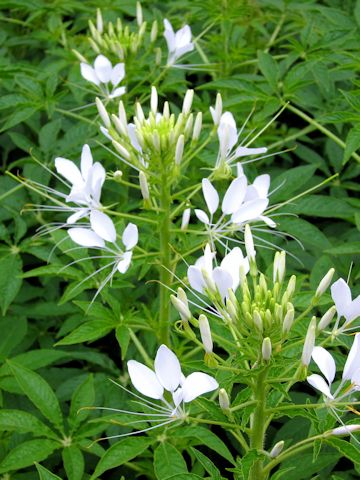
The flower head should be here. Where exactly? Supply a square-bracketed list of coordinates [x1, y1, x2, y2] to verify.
[80, 54, 126, 99]
[163, 19, 194, 65]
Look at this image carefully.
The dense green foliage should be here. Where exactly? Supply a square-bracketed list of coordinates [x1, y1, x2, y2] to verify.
[0, 0, 359, 479]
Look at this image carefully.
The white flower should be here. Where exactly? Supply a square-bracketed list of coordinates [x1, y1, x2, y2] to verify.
[127, 344, 218, 418]
[80, 55, 126, 99]
[187, 243, 249, 300]
[216, 112, 267, 167]
[163, 19, 194, 65]
[307, 334, 360, 402]
[331, 278, 360, 335]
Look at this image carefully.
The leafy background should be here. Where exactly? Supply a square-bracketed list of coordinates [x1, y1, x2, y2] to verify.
[0, 0, 359, 478]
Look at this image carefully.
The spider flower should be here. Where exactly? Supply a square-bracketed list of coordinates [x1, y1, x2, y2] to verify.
[331, 278, 360, 335]
[163, 19, 194, 65]
[80, 54, 126, 99]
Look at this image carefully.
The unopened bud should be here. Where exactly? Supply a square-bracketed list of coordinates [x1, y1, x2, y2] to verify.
[136, 1, 143, 26]
[273, 251, 286, 284]
[318, 306, 336, 331]
[171, 295, 191, 322]
[112, 140, 131, 159]
[72, 49, 88, 63]
[270, 440, 284, 458]
[182, 89, 194, 115]
[210, 93, 222, 125]
[265, 309, 272, 328]
[259, 274, 267, 297]
[282, 304, 294, 333]
[244, 224, 256, 261]
[89, 38, 100, 54]
[202, 268, 216, 294]
[184, 114, 193, 137]
[155, 47, 162, 65]
[262, 337, 272, 361]
[118, 101, 127, 126]
[301, 317, 316, 366]
[150, 20, 158, 42]
[175, 135, 184, 165]
[253, 310, 263, 332]
[199, 314, 213, 353]
[135, 102, 145, 123]
[285, 275, 296, 298]
[330, 425, 360, 436]
[181, 208, 191, 230]
[163, 101, 170, 119]
[192, 112, 202, 141]
[150, 86, 158, 115]
[152, 131, 160, 151]
[96, 97, 111, 127]
[96, 8, 103, 33]
[113, 170, 123, 179]
[111, 114, 127, 136]
[219, 388, 230, 411]
[177, 287, 188, 307]
[139, 171, 150, 201]
[315, 268, 335, 298]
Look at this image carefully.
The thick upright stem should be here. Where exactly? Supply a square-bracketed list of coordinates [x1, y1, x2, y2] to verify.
[249, 367, 268, 480]
[158, 170, 172, 346]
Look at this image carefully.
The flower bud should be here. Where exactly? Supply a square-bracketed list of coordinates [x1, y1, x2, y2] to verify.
[199, 314, 213, 353]
[282, 303, 294, 333]
[301, 316, 316, 366]
[113, 170, 123, 179]
[155, 47, 162, 65]
[89, 38, 101, 54]
[171, 295, 191, 323]
[73, 49, 88, 63]
[210, 93, 222, 125]
[265, 309, 272, 328]
[274, 303, 282, 323]
[262, 337, 272, 361]
[330, 425, 360, 436]
[184, 114, 194, 137]
[152, 131, 160, 152]
[163, 101, 170, 119]
[135, 102, 145, 123]
[182, 90, 194, 116]
[253, 310, 263, 332]
[112, 140, 131, 159]
[111, 114, 128, 136]
[139, 171, 150, 201]
[219, 388, 230, 411]
[273, 251, 286, 284]
[150, 20, 158, 42]
[244, 224, 256, 260]
[202, 268, 216, 294]
[181, 208, 191, 231]
[259, 274, 268, 297]
[136, 1, 143, 26]
[192, 112, 202, 141]
[318, 305, 336, 331]
[177, 287, 188, 307]
[285, 275, 296, 298]
[96, 97, 111, 127]
[175, 135, 184, 165]
[270, 440, 284, 458]
[150, 86, 158, 115]
[96, 8, 103, 33]
[315, 268, 335, 298]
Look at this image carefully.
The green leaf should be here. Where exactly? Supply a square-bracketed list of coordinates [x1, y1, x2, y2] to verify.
[90, 437, 154, 479]
[278, 217, 332, 252]
[0, 439, 59, 473]
[257, 51, 279, 91]
[35, 463, 63, 479]
[56, 319, 116, 345]
[271, 165, 318, 202]
[325, 242, 360, 255]
[190, 447, 223, 479]
[116, 325, 130, 360]
[154, 443, 188, 479]
[0, 253, 23, 314]
[62, 446, 84, 480]
[0, 316, 27, 360]
[165, 475, 203, 480]
[0, 107, 39, 132]
[8, 361, 64, 431]
[326, 437, 360, 466]
[234, 449, 265, 480]
[286, 195, 355, 219]
[0, 409, 56, 438]
[69, 374, 95, 430]
[343, 126, 360, 164]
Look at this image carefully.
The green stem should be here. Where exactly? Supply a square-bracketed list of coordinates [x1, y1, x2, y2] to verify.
[129, 329, 153, 368]
[249, 367, 269, 480]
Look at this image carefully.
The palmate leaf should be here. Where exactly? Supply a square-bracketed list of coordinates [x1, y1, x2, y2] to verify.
[35, 463, 63, 480]
[62, 446, 84, 480]
[0, 439, 60, 474]
[0, 409, 56, 438]
[0, 316, 27, 360]
[68, 373, 95, 430]
[154, 443, 188, 479]
[190, 447, 224, 480]
[0, 252, 23, 314]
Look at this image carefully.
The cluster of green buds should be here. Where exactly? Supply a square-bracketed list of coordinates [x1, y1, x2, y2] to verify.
[88, 5, 155, 60]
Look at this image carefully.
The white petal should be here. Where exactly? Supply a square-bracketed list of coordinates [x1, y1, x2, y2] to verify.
[174, 25, 192, 48]
[311, 346, 336, 385]
[202, 179, 219, 215]
[243, 185, 259, 202]
[234, 146, 267, 158]
[347, 295, 360, 323]
[127, 123, 142, 152]
[80, 144, 93, 180]
[222, 176, 247, 214]
[154, 345, 182, 392]
[110, 63, 125, 86]
[203, 244, 214, 274]
[109, 87, 126, 99]
[236, 163, 244, 177]
[90, 163, 106, 203]
[181, 372, 219, 403]
[194, 209, 210, 225]
[172, 388, 184, 407]
[212, 267, 233, 299]
[127, 360, 164, 400]
[253, 174, 270, 198]
[163, 19, 175, 52]
[172, 43, 194, 61]
[90, 210, 116, 243]
[100, 126, 113, 141]
[94, 55, 113, 83]
[55, 157, 83, 186]
[331, 278, 352, 318]
[117, 251, 132, 273]
[343, 333, 360, 381]
[231, 198, 269, 224]
[220, 247, 248, 290]
[307, 374, 334, 399]
[66, 209, 88, 224]
[259, 215, 276, 228]
[68, 227, 105, 248]
[218, 112, 237, 158]
[187, 266, 205, 293]
[122, 223, 138, 250]
[80, 63, 100, 85]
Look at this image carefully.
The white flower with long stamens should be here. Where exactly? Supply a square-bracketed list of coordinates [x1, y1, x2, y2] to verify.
[331, 278, 360, 335]
[80, 54, 126, 99]
[307, 334, 360, 403]
[163, 19, 194, 66]
[216, 112, 267, 168]
[187, 243, 249, 300]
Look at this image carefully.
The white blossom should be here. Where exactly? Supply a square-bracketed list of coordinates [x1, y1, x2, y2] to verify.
[163, 19, 194, 65]
[80, 54, 126, 99]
